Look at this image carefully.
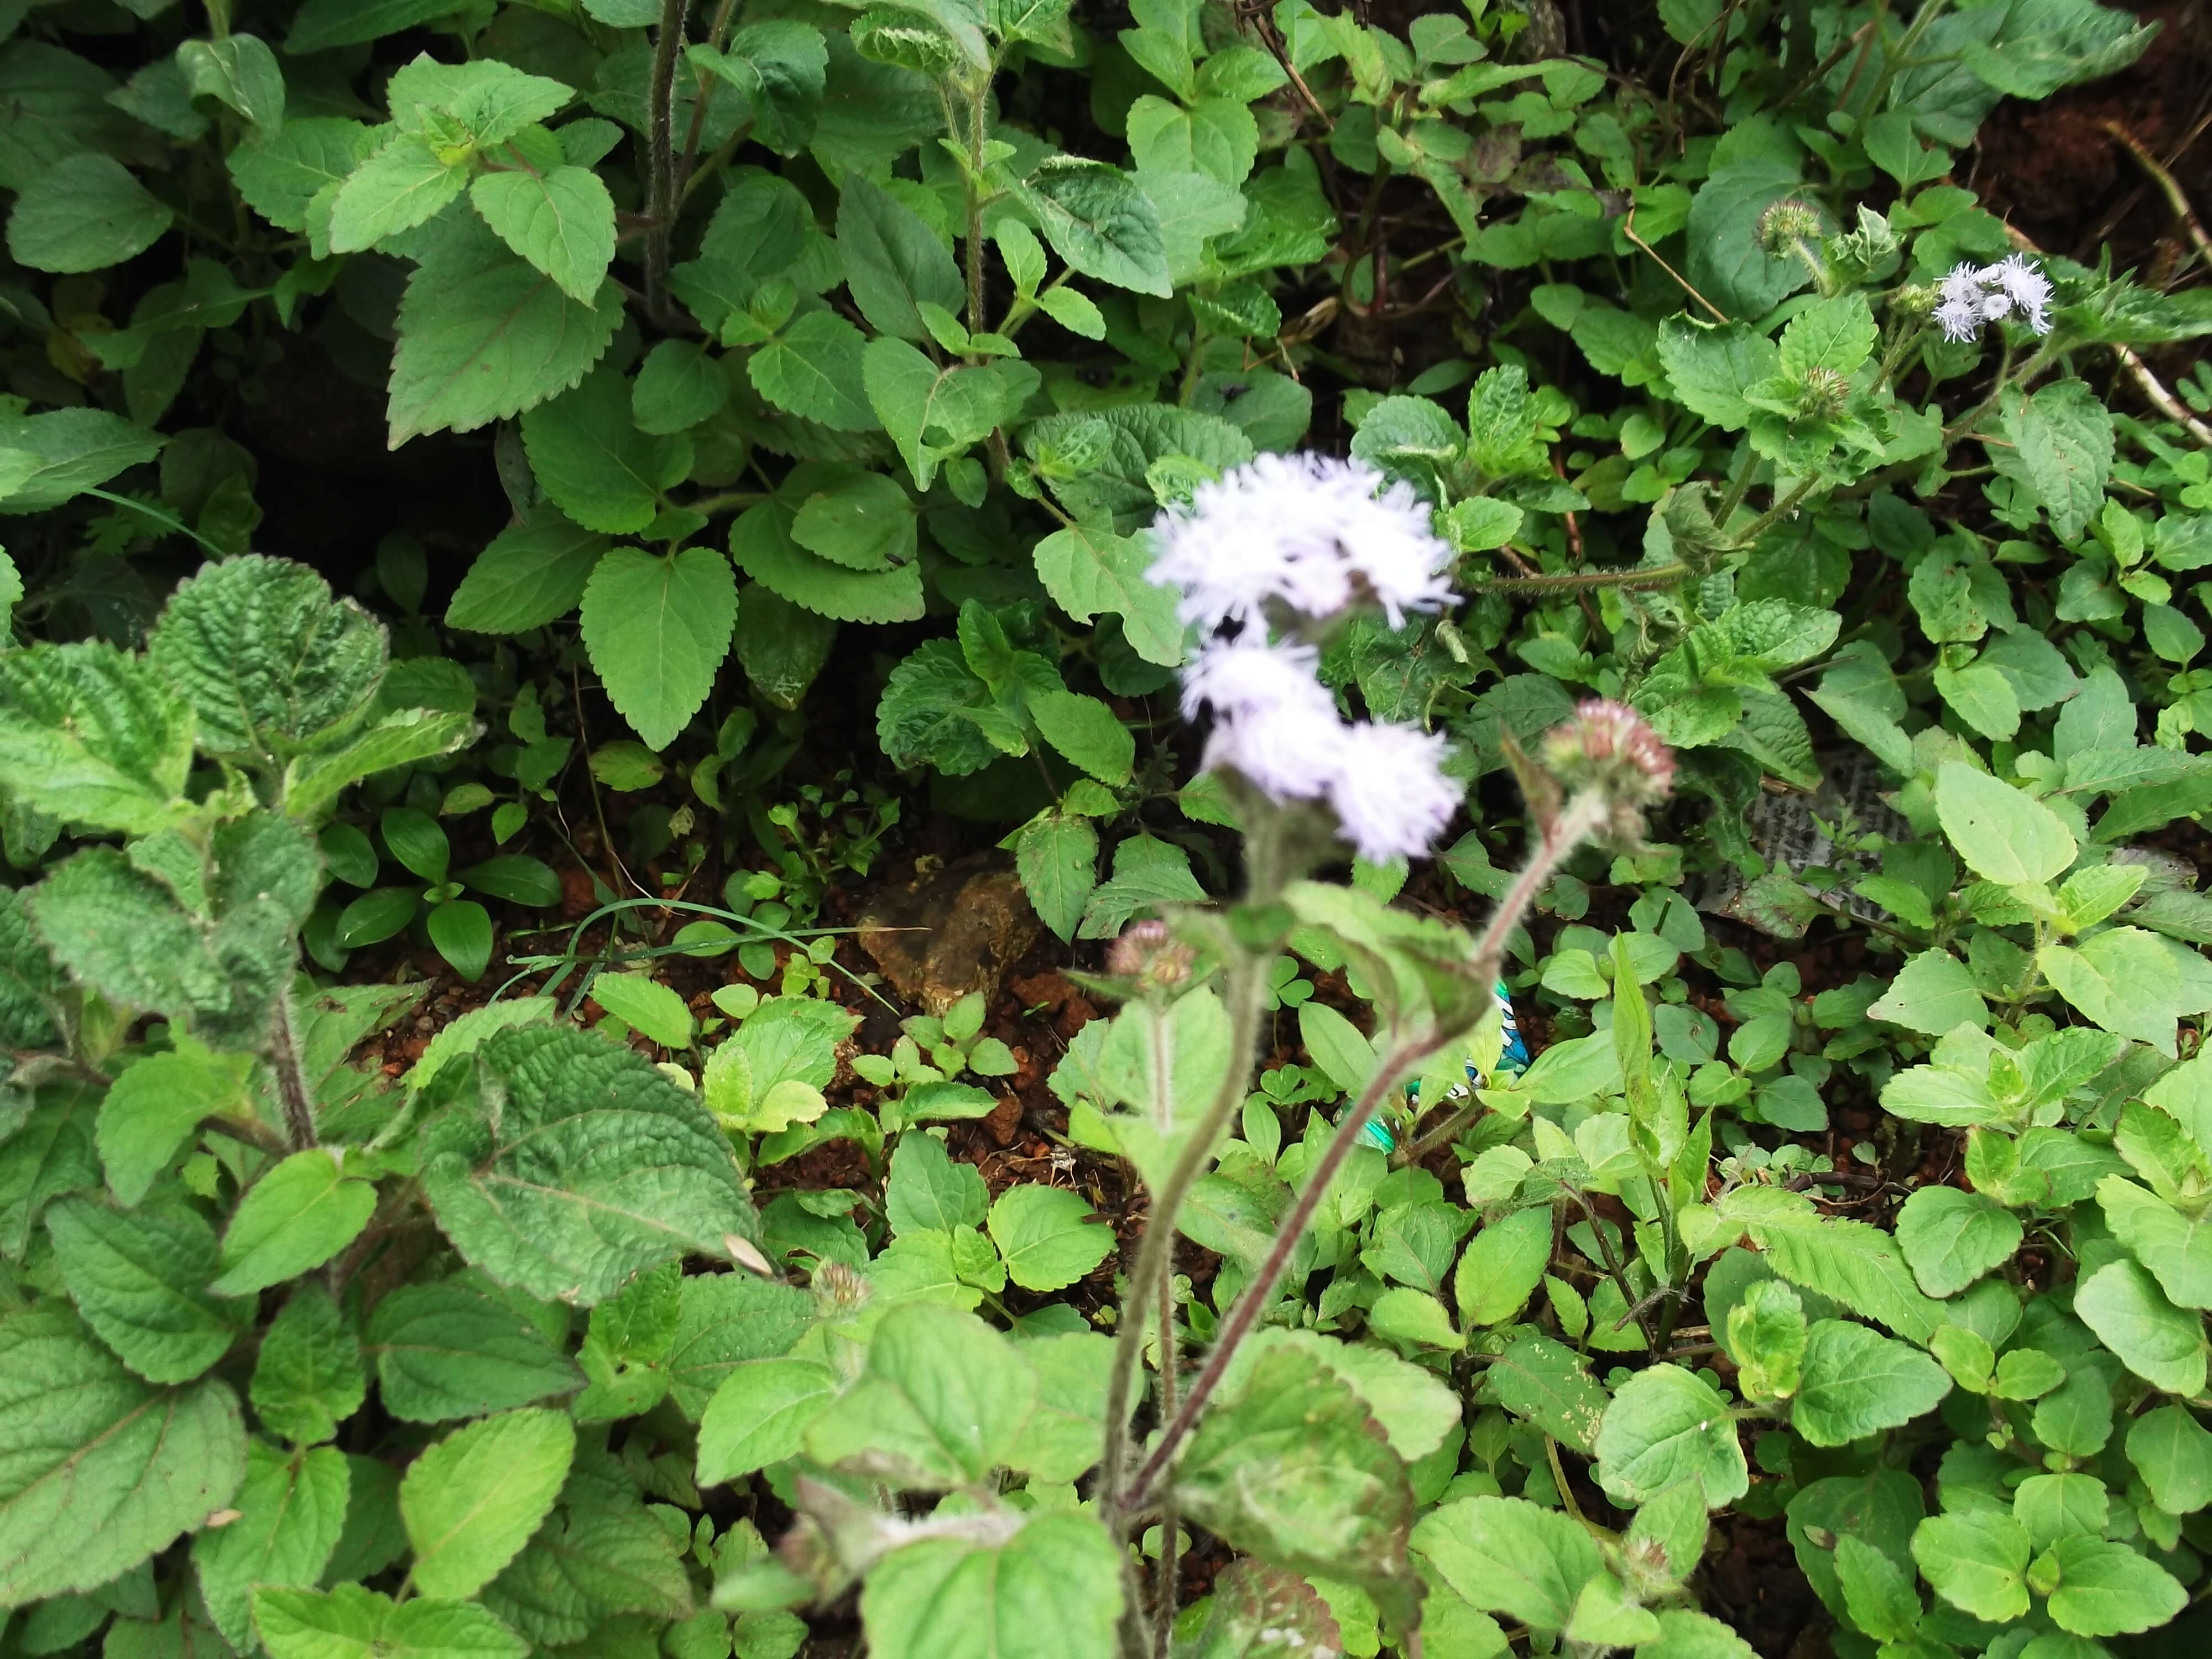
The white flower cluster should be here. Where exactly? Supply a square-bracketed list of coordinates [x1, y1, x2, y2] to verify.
[1150, 455, 1463, 863]
[1935, 254, 2053, 343]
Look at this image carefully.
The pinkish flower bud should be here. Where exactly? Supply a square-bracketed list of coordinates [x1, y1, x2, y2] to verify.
[1108, 919, 1195, 988]
[1541, 699, 1676, 810]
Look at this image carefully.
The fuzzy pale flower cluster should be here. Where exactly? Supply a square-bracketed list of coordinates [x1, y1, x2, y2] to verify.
[1150, 455, 1463, 863]
[1934, 254, 2053, 343]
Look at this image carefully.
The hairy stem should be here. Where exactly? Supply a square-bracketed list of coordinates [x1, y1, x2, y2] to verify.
[1118, 797, 1607, 1517]
[1098, 952, 1267, 1516]
[645, 0, 692, 323]
[1150, 1254, 1182, 1659]
[1474, 561, 1689, 594]
[268, 987, 318, 1151]
[673, 0, 738, 201]
[1732, 473, 1820, 544]
[964, 84, 989, 347]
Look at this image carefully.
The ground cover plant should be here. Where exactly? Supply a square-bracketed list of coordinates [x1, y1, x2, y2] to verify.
[4, 0, 2212, 1657]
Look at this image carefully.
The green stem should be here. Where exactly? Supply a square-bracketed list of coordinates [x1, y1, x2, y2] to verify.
[1474, 561, 1691, 594]
[964, 84, 989, 349]
[1117, 794, 1609, 1520]
[1733, 474, 1819, 544]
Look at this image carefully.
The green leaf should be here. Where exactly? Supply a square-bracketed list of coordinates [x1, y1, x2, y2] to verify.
[665, 1271, 814, 1420]
[1832, 1533, 1919, 1645]
[750, 312, 878, 432]
[366, 1279, 582, 1423]
[193, 1442, 348, 1651]
[1021, 157, 1173, 296]
[2099, 1176, 2212, 1307]
[1023, 403, 1254, 528]
[480, 1496, 693, 1641]
[1173, 1345, 1421, 1628]
[1014, 813, 1098, 943]
[1792, 1320, 1952, 1446]
[400, 1408, 575, 1601]
[862, 338, 1039, 491]
[1033, 524, 1185, 666]
[421, 1023, 756, 1306]
[874, 637, 1006, 777]
[6, 153, 171, 273]
[806, 1304, 1036, 1484]
[46, 1197, 247, 1384]
[1778, 292, 1877, 380]
[702, 996, 855, 1135]
[448, 515, 610, 635]
[30, 816, 321, 1050]
[579, 547, 738, 752]
[632, 340, 731, 436]
[1934, 762, 2075, 884]
[229, 120, 375, 234]
[213, 1150, 378, 1298]
[1485, 1334, 1610, 1454]
[2074, 1259, 2207, 1395]
[731, 502, 925, 625]
[176, 33, 284, 133]
[1128, 94, 1258, 186]
[521, 367, 687, 535]
[1733, 1194, 1945, 1344]
[696, 1357, 840, 1484]
[1453, 1207, 1552, 1327]
[589, 973, 695, 1048]
[0, 406, 163, 516]
[731, 581, 838, 708]
[1594, 1363, 1747, 1507]
[1895, 1186, 2022, 1298]
[96, 1042, 253, 1208]
[328, 136, 468, 253]
[1030, 689, 1134, 785]
[252, 1285, 366, 1447]
[469, 165, 615, 305]
[1867, 950, 1990, 1035]
[1657, 317, 1782, 431]
[1412, 1494, 1601, 1630]
[2038, 926, 2212, 1054]
[836, 174, 964, 343]
[886, 1133, 987, 1235]
[254, 1586, 527, 1659]
[1991, 379, 2113, 544]
[988, 1185, 1113, 1292]
[2043, 1536, 2188, 1636]
[2126, 1404, 2212, 1515]
[388, 215, 622, 445]
[1912, 1510, 2030, 1623]
[148, 554, 386, 766]
[859, 1511, 1124, 1659]
[0, 1309, 247, 1606]
[1685, 159, 1812, 319]
[791, 469, 916, 571]
[1215, 1327, 1462, 1463]
[286, 0, 475, 50]
[0, 643, 194, 835]
[429, 898, 493, 982]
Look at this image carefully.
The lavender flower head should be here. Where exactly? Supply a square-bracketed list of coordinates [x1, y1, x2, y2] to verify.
[1147, 452, 1453, 630]
[1934, 255, 2053, 343]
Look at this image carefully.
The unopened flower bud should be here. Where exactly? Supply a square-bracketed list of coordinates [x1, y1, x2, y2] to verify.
[1541, 700, 1676, 818]
[811, 1259, 870, 1316]
[1793, 366, 1850, 421]
[1891, 283, 1939, 318]
[1108, 920, 1195, 989]
[1757, 199, 1822, 254]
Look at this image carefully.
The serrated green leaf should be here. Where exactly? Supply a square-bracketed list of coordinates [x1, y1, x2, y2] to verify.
[696, 1357, 840, 1484]
[988, 1185, 1112, 1292]
[836, 173, 963, 343]
[213, 1150, 378, 1297]
[1032, 525, 1185, 666]
[479, 1499, 693, 1642]
[1791, 1320, 1952, 1446]
[1656, 316, 1781, 431]
[447, 513, 609, 634]
[1030, 688, 1133, 785]
[328, 135, 467, 254]
[632, 340, 731, 435]
[790, 469, 915, 571]
[469, 164, 615, 304]
[805, 1305, 1036, 1485]
[0, 1309, 247, 1606]
[6, 153, 171, 274]
[862, 337, 1038, 491]
[580, 546, 738, 752]
[1895, 1186, 2022, 1298]
[521, 367, 686, 535]
[1021, 158, 1172, 297]
[1778, 292, 1876, 380]
[1412, 1494, 1601, 1630]
[731, 501, 925, 625]
[401, 1408, 574, 1601]
[1014, 813, 1097, 943]
[148, 555, 386, 765]
[860, 1511, 1123, 1659]
[388, 215, 622, 445]
[46, 1196, 247, 1384]
[252, 1285, 366, 1447]
[1594, 1363, 1747, 1506]
[2074, 1259, 2207, 1395]
[1911, 1511, 2030, 1623]
[1934, 762, 2076, 885]
[749, 311, 877, 431]
[255, 1585, 528, 1659]
[177, 33, 284, 134]
[0, 642, 194, 835]
[421, 1024, 755, 1306]
[1991, 379, 2112, 544]
[194, 1441, 348, 1651]
[365, 1279, 582, 1424]
[589, 972, 694, 1048]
